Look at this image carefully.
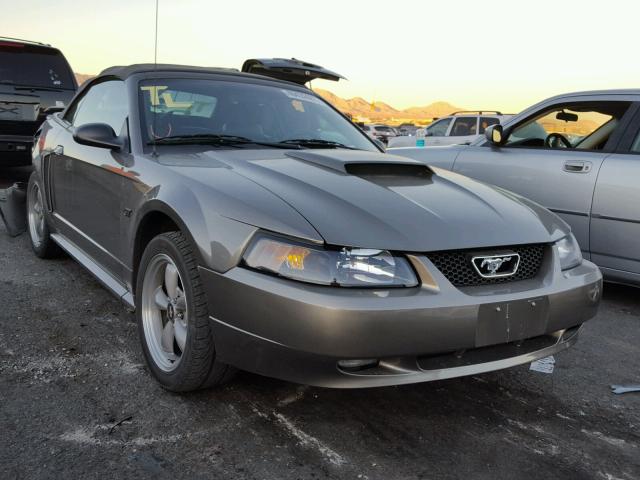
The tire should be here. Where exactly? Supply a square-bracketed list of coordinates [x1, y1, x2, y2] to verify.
[27, 173, 62, 258]
[136, 231, 235, 391]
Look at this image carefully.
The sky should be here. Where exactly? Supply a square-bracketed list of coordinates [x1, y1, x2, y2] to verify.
[2, 0, 639, 112]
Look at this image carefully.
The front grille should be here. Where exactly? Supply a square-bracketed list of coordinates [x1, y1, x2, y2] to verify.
[426, 244, 546, 287]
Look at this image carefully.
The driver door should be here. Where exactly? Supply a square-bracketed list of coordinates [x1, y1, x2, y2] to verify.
[452, 99, 634, 258]
[51, 80, 129, 278]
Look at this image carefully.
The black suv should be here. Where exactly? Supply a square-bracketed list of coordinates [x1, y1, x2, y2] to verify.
[0, 37, 76, 166]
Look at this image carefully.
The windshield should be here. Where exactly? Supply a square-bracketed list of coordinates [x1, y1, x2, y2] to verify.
[138, 78, 378, 151]
[0, 44, 75, 90]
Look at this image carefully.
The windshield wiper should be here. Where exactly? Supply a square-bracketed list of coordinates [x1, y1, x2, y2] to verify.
[150, 134, 297, 149]
[14, 86, 65, 92]
[279, 138, 359, 150]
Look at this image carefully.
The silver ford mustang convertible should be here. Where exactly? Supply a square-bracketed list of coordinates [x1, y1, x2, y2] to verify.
[28, 62, 602, 390]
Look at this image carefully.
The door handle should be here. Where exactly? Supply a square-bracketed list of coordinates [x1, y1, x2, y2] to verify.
[53, 145, 64, 155]
[563, 160, 592, 173]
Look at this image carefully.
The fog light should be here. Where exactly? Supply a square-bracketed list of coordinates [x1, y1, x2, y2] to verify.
[337, 359, 378, 371]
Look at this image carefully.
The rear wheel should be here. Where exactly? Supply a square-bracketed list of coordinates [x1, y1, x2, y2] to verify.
[136, 231, 235, 391]
[27, 173, 61, 258]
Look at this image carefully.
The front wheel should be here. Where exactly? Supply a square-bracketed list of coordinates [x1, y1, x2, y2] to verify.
[27, 173, 62, 258]
[136, 231, 235, 391]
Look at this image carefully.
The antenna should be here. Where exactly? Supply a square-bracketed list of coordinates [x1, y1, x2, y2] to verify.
[154, 0, 159, 65]
[152, 0, 159, 156]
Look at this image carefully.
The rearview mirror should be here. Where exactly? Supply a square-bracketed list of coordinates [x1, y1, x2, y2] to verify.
[556, 110, 578, 122]
[485, 124, 504, 145]
[73, 123, 122, 150]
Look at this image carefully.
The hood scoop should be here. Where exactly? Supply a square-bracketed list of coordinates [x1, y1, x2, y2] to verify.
[285, 150, 433, 176]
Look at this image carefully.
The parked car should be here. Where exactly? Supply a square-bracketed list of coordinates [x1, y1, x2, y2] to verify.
[362, 123, 397, 144]
[388, 111, 512, 148]
[0, 37, 77, 166]
[390, 89, 640, 287]
[397, 123, 419, 136]
[27, 61, 601, 391]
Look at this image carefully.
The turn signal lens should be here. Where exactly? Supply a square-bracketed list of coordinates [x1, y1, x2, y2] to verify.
[286, 249, 308, 270]
[248, 240, 310, 272]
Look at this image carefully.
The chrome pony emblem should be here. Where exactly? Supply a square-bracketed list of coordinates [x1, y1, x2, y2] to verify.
[482, 257, 507, 274]
[472, 253, 520, 278]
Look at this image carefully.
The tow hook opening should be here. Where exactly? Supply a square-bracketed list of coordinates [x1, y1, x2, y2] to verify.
[337, 359, 379, 372]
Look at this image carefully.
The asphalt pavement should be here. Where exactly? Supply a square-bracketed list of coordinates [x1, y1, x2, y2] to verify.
[1, 166, 639, 480]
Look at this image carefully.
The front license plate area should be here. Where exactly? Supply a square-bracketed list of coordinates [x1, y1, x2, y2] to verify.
[476, 296, 549, 347]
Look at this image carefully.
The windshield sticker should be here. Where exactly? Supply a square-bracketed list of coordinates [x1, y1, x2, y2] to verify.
[48, 69, 62, 86]
[281, 89, 322, 105]
[291, 100, 305, 112]
[140, 86, 193, 109]
[140, 85, 168, 105]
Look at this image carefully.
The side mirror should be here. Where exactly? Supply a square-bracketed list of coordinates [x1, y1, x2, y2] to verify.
[373, 138, 385, 150]
[424, 131, 433, 137]
[485, 124, 504, 145]
[42, 106, 65, 115]
[73, 123, 122, 150]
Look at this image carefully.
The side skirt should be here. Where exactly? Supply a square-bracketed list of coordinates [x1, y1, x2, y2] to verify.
[51, 232, 135, 309]
[600, 266, 640, 289]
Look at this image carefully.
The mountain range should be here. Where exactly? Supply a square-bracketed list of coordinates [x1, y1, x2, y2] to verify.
[313, 88, 461, 123]
[74, 73, 94, 86]
[74, 73, 461, 124]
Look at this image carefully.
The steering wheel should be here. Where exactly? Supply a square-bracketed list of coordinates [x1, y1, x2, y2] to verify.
[545, 132, 572, 148]
[149, 121, 172, 139]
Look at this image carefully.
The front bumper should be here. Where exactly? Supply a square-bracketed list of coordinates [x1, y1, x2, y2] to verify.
[199, 250, 602, 388]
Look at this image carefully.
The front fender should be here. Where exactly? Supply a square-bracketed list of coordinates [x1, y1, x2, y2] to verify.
[493, 186, 571, 242]
[129, 192, 259, 275]
[122, 154, 324, 282]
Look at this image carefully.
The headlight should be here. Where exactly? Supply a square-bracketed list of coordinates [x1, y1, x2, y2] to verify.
[242, 234, 418, 287]
[556, 233, 582, 270]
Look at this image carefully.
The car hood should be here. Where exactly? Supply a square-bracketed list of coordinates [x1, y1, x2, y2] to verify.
[173, 148, 568, 252]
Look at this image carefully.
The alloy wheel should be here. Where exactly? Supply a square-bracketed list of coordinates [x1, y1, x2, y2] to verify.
[28, 182, 45, 247]
[141, 254, 189, 372]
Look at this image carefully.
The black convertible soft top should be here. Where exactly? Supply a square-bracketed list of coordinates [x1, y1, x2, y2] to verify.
[98, 58, 345, 86]
[98, 63, 240, 80]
